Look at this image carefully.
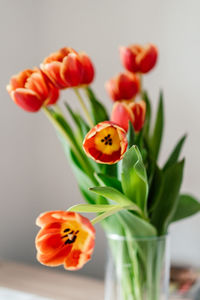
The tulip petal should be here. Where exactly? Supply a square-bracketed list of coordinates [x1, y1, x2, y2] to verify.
[25, 72, 49, 101]
[130, 100, 146, 132]
[105, 79, 121, 101]
[118, 73, 140, 100]
[7, 69, 34, 93]
[37, 245, 72, 267]
[79, 53, 95, 85]
[111, 102, 134, 132]
[41, 62, 68, 89]
[36, 233, 64, 255]
[11, 88, 44, 112]
[120, 46, 140, 73]
[61, 53, 83, 87]
[36, 211, 77, 228]
[137, 44, 158, 73]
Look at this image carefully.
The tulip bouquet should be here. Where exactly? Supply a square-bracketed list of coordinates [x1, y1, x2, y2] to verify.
[7, 44, 200, 300]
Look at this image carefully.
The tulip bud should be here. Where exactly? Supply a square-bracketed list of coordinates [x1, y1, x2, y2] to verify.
[105, 72, 140, 102]
[111, 100, 146, 132]
[120, 44, 158, 74]
[7, 68, 59, 112]
[41, 47, 95, 89]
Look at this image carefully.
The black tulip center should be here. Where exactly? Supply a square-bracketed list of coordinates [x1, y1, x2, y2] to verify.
[101, 134, 113, 146]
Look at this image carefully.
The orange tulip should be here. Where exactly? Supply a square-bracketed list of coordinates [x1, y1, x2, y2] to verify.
[111, 101, 146, 132]
[120, 44, 158, 74]
[83, 121, 128, 164]
[35, 211, 95, 270]
[105, 72, 140, 101]
[7, 68, 59, 112]
[41, 47, 95, 89]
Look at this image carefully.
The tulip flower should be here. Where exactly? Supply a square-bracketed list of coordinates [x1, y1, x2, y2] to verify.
[41, 47, 95, 89]
[120, 44, 158, 74]
[7, 68, 59, 112]
[105, 72, 140, 102]
[83, 121, 128, 164]
[35, 211, 95, 270]
[111, 100, 146, 132]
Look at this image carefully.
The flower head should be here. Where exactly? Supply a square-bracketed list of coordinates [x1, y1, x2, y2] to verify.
[111, 101, 146, 132]
[7, 68, 59, 112]
[41, 47, 95, 89]
[35, 211, 95, 270]
[120, 44, 158, 74]
[83, 121, 128, 164]
[105, 72, 140, 102]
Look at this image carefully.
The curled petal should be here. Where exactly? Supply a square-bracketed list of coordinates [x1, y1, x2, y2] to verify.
[11, 88, 44, 112]
[36, 211, 77, 228]
[7, 69, 34, 93]
[43, 47, 76, 64]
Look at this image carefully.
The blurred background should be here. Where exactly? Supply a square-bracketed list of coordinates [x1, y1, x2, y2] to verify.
[0, 0, 200, 279]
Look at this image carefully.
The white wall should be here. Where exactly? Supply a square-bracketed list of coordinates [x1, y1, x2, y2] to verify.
[0, 0, 200, 278]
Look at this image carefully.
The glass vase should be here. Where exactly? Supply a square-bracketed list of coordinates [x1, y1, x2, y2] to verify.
[105, 234, 170, 300]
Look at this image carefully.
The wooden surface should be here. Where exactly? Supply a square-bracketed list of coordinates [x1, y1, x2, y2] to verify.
[0, 260, 184, 300]
[0, 260, 104, 300]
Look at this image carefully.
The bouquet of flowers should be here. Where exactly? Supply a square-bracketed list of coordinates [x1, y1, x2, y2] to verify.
[7, 44, 200, 300]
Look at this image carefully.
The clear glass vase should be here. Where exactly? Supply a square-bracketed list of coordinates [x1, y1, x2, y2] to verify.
[105, 234, 170, 300]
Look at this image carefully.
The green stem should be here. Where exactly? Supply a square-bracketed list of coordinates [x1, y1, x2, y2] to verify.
[74, 88, 94, 127]
[42, 107, 93, 178]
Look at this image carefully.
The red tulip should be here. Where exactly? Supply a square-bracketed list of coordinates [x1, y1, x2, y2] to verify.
[83, 121, 128, 164]
[111, 101, 146, 132]
[35, 211, 95, 270]
[41, 47, 95, 89]
[7, 68, 59, 112]
[120, 44, 158, 74]
[105, 72, 140, 101]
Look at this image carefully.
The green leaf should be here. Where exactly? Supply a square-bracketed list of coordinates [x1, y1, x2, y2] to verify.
[94, 173, 123, 192]
[68, 204, 118, 213]
[148, 164, 163, 212]
[118, 210, 157, 237]
[90, 204, 145, 225]
[163, 134, 187, 171]
[85, 87, 109, 124]
[142, 90, 152, 137]
[151, 160, 185, 234]
[121, 146, 148, 212]
[64, 103, 82, 133]
[149, 91, 164, 160]
[172, 194, 200, 222]
[49, 109, 78, 147]
[68, 149, 98, 204]
[89, 186, 142, 215]
[127, 121, 135, 149]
